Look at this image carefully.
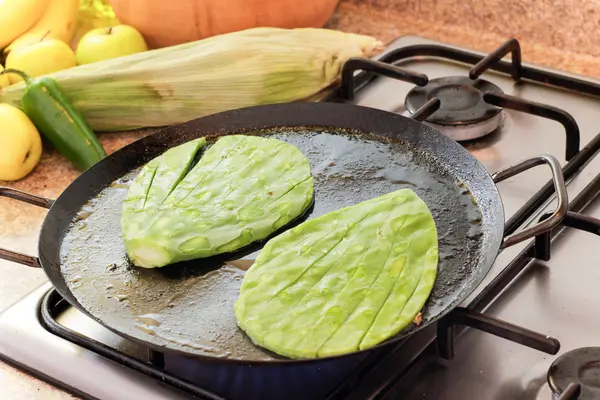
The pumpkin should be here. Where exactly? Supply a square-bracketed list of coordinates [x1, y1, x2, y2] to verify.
[108, 0, 341, 48]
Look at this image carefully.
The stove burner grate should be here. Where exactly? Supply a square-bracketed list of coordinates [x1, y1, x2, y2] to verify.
[38, 290, 389, 400]
[333, 38, 581, 159]
[405, 76, 504, 125]
[404, 76, 504, 140]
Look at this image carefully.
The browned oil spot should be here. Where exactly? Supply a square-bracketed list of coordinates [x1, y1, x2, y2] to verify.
[413, 312, 423, 326]
[226, 259, 254, 271]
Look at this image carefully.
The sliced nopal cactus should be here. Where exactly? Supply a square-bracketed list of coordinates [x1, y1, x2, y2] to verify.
[234, 188, 438, 359]
[121, 135, 314, 268]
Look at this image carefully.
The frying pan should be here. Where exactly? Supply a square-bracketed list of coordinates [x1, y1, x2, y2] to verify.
[0, 102, 567, 365]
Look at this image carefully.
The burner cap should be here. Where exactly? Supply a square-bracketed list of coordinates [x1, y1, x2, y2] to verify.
[548, 347, 600, 399]
[405, 76, 504, 134]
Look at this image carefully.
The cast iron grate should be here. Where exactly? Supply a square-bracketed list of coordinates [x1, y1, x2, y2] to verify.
[40, 288, 400, 400]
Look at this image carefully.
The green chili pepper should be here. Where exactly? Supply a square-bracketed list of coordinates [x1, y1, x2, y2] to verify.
[2, 69, 106, 171]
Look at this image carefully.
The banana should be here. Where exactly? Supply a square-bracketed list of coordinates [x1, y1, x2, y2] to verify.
[0, 0, 49, 49]
[4, 0, 79, 55]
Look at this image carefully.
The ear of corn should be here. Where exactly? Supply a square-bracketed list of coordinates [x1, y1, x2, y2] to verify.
[0, 28, 382, 132]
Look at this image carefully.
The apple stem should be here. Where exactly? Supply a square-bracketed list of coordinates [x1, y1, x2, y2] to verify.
[41, 29, 51, 41]
[1, 69, 32, 84]
[108, 26, 113, 35]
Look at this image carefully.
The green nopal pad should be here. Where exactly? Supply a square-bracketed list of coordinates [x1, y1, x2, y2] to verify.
[121, 135, 314, 268]
[234, 189, 438, 359]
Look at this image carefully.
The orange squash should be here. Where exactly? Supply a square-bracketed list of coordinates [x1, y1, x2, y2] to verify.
[108, 0, 340, 48]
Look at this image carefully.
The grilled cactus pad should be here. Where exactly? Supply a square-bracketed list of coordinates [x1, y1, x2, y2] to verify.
[234, 189, 438, 359]
[121, 135, 314, 268]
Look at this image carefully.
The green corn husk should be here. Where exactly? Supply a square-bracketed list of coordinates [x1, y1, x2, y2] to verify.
[0, 28, 383, 132]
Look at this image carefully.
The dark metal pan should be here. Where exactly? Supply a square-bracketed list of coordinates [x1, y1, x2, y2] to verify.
[0, 102, 567, 365]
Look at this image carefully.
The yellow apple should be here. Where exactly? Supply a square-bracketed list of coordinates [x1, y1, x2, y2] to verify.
[0, 104, 42, 181]
[0, 65, 11, 88]
[76, 25, 148, 65]
[5, 39, 77, 84]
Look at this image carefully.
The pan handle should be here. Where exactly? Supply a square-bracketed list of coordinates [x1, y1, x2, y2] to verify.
[492, 155, 568, 249]
[0, 187, 54, 268]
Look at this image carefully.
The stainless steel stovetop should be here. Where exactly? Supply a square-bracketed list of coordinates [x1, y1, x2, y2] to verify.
[3, 35, 600, 400]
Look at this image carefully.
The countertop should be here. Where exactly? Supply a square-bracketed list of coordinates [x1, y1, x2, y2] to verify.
[2, 0, 600, 397]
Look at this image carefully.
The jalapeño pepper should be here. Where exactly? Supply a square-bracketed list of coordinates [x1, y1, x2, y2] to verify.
[2, 69, 106, 171]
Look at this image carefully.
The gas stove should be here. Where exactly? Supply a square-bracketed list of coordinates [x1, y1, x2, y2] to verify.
[3, 35, 600, 400]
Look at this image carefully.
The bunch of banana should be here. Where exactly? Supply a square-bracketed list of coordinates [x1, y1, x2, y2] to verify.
[0, 0, 47, 49]
[1, 0, 79, 56]
[0, 0, 79, 182]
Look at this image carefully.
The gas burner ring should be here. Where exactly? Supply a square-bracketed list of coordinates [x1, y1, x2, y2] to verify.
[421, 112, 504, 142]
[405, 76, 505, 141]
[548, 347, 600, 399]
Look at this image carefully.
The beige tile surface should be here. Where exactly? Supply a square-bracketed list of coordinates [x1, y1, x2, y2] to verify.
[329, 0, 600, 78]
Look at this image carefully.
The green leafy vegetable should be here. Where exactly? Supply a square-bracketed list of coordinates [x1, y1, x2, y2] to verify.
[121, 135, 314, 268]
[234, 188, 438, 359]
